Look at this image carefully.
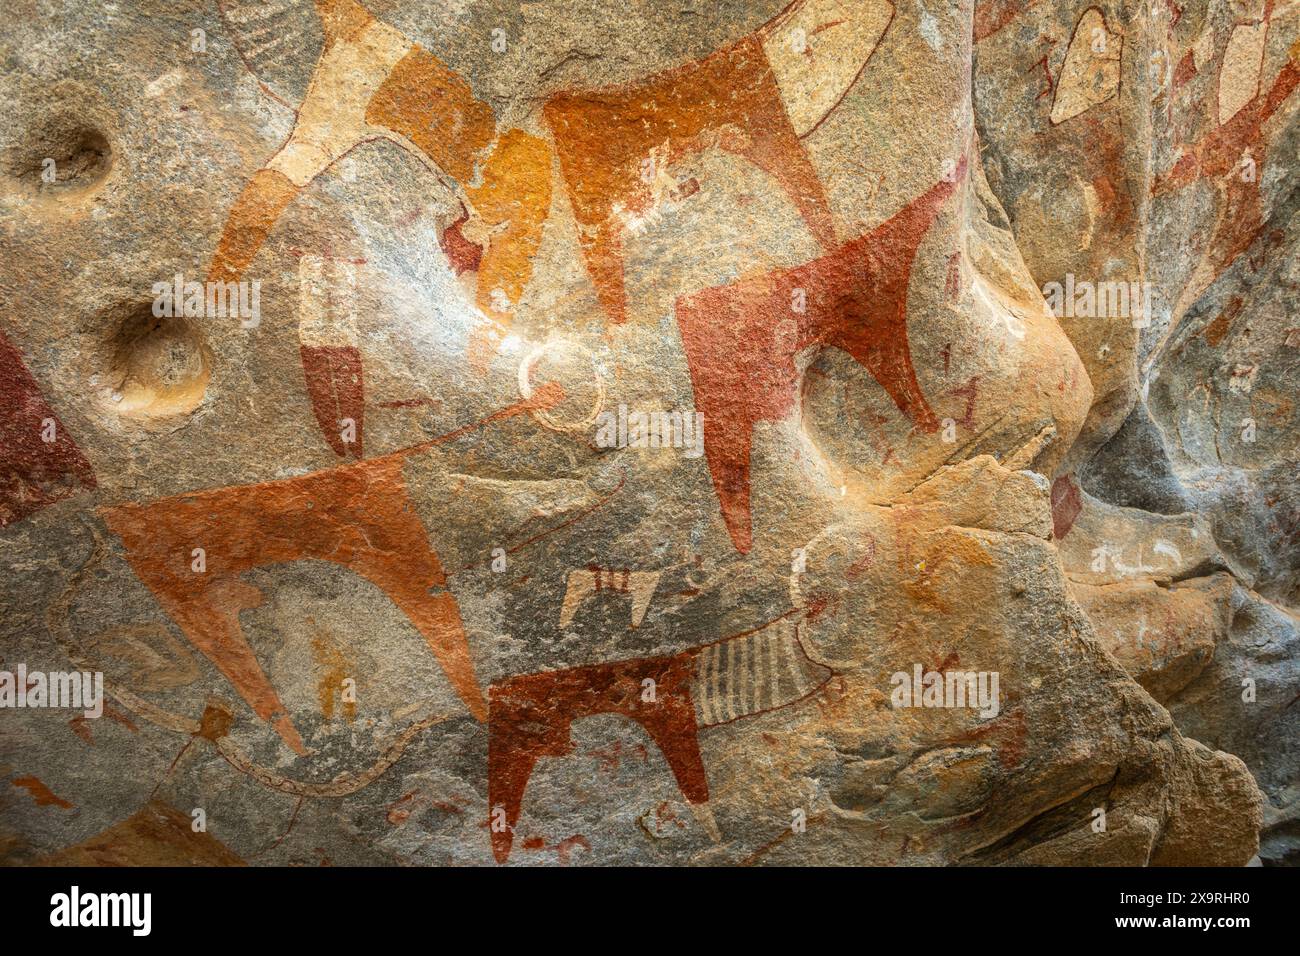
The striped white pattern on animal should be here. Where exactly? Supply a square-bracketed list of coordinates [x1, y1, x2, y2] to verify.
[223, 0, 299, 21]
[693, 617, 832, 727]
[298, 256, 359, 347]
[219, 0, 325, 105]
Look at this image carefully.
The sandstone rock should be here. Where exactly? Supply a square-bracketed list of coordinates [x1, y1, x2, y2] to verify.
[0, 0, 1291, 867]
[1071, 574, 1230, 702]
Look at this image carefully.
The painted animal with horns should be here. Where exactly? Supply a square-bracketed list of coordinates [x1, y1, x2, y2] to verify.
[211, 0, 895, 457]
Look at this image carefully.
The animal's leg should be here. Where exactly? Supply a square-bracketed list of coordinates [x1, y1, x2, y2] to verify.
[448, 130, 554, 370]
[727, 117, 837, 248]
[487, 680, 569, 864]
[838, 324, 941, 432]
[353, 566, 486, 723]
[162, 581, 309, 756]
[101, 515, 309, 756]
[209, 15, 413, 282]
[577, 219, 630, 325]
[632, 682, 711, 806]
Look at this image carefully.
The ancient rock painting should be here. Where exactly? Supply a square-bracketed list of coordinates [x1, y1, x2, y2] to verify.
[98, 388, 559, 753]
[0, 330, 96, 528]
[559, 567, 662, 629]
[298, 253, 365, 458]
[1049, 7, 1121, 125]
[101, 454, 480, 753]
[691, 615, 831, 727]
[440, 127, 553, 367]
[1218, 18, 1269, 125]
[7, 0, 1288, 874]
[36, 800, 247, 866]
[487, 651, 705, 864]
[540, 0, 877, 325]
[211, 0, 891, 344]
[204, 0, 901, 459]
[974, 0, 1044, 43]
[210, 0, 492, 283]
[10, 776, 73, 810]
[487, 614, 832, 862]
[675, 158, 963, 552]
[1153, 0, 1299, 319]
[1049, 473, 1083, 540]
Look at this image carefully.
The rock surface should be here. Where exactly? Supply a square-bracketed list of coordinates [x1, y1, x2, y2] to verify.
[0, 0, 1292, 866]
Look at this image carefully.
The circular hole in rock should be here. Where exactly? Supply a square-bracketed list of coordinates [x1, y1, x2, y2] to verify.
[100, 303, 212, 419]
[1, 115, 113, 193]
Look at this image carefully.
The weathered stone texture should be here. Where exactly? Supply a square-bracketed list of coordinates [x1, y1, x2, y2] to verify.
[0, 0, 1294, 865]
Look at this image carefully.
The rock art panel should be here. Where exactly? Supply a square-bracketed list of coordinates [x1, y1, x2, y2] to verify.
[0, 0, 1290, 870]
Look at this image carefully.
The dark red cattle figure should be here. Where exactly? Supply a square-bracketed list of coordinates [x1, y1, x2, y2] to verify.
[675, 159, 965, 553]
[487, 614, 833, 863]
[488, 652, 707, 865]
